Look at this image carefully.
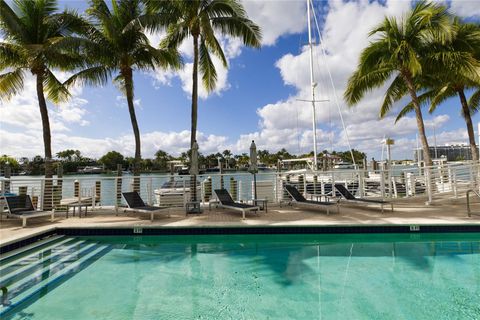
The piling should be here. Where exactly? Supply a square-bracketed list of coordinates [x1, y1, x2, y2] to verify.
[95, 181, 101, 205]
[4, 164, 10, 193]
[229, 177, 238, 201]
[116, 164, 123, 206]
[204, 177, 212, 202]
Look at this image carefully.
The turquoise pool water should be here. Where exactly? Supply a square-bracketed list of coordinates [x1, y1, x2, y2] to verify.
[1, 233, 479, 319]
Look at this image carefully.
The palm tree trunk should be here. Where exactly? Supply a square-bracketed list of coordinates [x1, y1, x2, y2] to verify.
[124, 68, 141, 191]
[402, 72, 432, 167]
[190, 34, 199, 149]
[36, 73, 53, 210]
[458, 89, 478, 162]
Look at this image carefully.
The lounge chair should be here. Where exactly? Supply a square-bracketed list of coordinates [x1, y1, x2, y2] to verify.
[284, 185, 339, 215]
[121, 192, 169, 221]
[5, 195, 55, 227]
[334, 184, 393, 213]
[213, 189, 260, 219]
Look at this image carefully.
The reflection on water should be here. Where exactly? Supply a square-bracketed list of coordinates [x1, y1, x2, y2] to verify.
[7, 233, 480, 320]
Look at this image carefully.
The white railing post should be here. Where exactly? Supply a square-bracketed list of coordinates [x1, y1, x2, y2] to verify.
[331, 171, 335, 198]
[453, 169, 458, 199]
[380, 170, 385, 200]
[469, 163, 474, 189]
[425, 167, 432, 204]
[238, 180, 243, 202]
[40, 179, 45, 211]
[91, 186, 95, 211]
[358, 171, 364, 198]
[0, 179, 5, 216]
[392, 177, 397, 198]
[183, 179, 187, 207]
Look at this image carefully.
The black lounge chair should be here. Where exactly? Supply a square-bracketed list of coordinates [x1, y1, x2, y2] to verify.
[213, 189, 259, 219]
[121, 192, 169, 221]
[334, 184, 393, 213]
[5, 195, 55, 227]
[284, 185, 339, 215]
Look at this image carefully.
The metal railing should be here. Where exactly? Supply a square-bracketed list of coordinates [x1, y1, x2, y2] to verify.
[1, 162, 479, 213]
[466, 189, 480, 217]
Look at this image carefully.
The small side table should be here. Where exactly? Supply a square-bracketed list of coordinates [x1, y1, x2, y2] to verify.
[309, 193, 332, 202]
[253, 199, 268, 212]
[66, 203, 89, 218]
[208, 200, 220, 211]
[186, 201, 202, 215]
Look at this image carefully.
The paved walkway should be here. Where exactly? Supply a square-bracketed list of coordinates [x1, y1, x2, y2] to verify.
[2, 195, 480, 247]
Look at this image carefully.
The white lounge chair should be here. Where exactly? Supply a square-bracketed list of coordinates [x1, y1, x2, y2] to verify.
[5, 195, 55, 227]
[334, 184, 393, 213]
[121, 192, 169, 221]
[284, 185, 339, 215]
[213, 189, 259, 220]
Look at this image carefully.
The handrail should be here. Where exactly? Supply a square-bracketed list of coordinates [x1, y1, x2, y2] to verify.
[466, 189, 480, 217]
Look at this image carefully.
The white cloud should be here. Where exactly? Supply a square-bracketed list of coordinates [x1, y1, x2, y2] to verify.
[449, 0, 480, 17]
[149, 1, 307, 99]
[242, 0, 306, 46]
[0, 73, 89, 133]
[0, 128, 228, 159]
[238, 0, 413, 155]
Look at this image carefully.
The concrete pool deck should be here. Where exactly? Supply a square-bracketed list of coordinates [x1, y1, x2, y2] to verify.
[2, 194, 480, 247]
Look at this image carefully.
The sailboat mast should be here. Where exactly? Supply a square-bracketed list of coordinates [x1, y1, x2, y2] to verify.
[307, 0, 318, 170]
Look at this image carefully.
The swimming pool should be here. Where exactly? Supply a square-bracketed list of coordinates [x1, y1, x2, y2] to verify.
[2, 233, 479, 319]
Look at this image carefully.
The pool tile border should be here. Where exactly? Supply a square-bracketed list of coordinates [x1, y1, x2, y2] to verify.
[2, 224, 480, 255]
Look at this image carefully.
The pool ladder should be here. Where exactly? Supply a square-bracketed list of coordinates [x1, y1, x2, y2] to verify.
[466, 189, 480, 217]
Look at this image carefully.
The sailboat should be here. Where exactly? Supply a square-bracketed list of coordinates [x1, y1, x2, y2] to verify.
[280, 0, 356, 176]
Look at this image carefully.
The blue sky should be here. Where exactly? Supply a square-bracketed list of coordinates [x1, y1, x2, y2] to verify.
[1, 0, 480, 160]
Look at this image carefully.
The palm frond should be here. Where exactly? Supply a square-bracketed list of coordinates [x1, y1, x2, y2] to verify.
[160, 22, 189, 49]
[395, 104, 415, 123]
[199, 39, 217, 92]
[43, 69, 71, 103]
[211, 16, 261, 48]
[380, 75, 407, 117]
[63, 65, 112, 88]
[430, 85, 455, 113]
[200, 15, 227, 67]
[469, 88, 480, 114]
[344, 67, 393, 106]
[0, 0, 29, 43]
[0, 68, 25, 101]
[0, 42, 27, 69]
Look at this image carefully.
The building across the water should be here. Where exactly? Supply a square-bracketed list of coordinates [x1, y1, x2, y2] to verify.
[414, 144, 478, 162]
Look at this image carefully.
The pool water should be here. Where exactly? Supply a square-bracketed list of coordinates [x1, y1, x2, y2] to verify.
[2, 233, 479, 319]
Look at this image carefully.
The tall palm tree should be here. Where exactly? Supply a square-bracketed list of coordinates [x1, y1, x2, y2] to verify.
[344, 1, 455, 167]
[395, 20, 480, 162]
[0, 0, 85, 209]
[65, 0, 181, 179]
[157, 0, 262, 149]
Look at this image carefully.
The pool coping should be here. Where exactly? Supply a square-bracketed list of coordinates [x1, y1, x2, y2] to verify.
[2, 223, 480, 255]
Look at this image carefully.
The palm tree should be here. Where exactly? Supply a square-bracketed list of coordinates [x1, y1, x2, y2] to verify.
[344, 1, 455, 167]
[395, 20, 480, 162]
[0, 0, 85, 209]
[64, 0, 181, 179]
[157, 0, 262, 149]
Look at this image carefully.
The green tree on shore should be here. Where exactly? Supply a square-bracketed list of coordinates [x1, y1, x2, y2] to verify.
[98, 151, 124, 170]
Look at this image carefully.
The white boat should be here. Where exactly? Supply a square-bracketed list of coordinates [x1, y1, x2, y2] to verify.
[154, 180, 201, 207]
[333, 162, 356, 170]
[77, 166, 103, 174]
